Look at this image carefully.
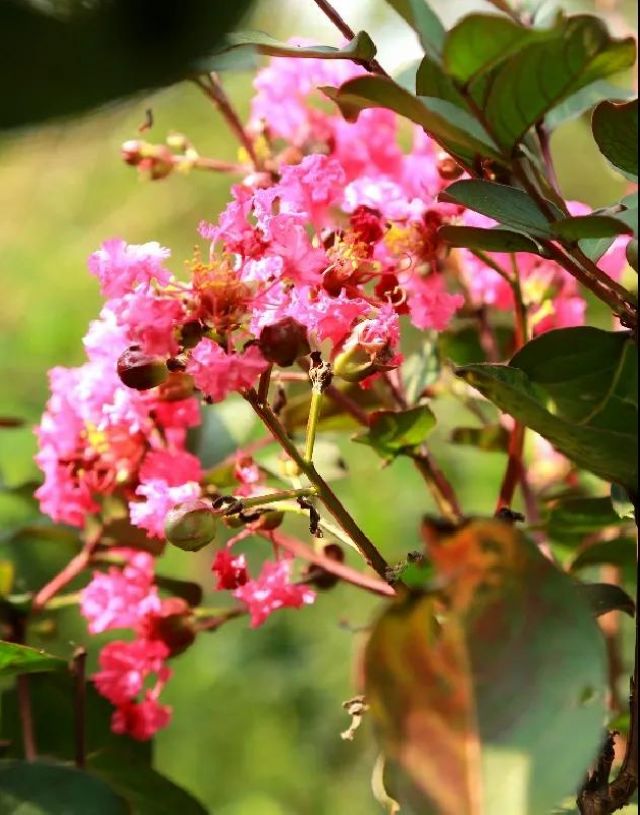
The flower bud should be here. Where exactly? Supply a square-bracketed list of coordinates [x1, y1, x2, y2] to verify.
[303, 543, 345, 590]
[332, 345, 377, 383]
[156, 371, 194, 402]
[626, 238, 638, 273]
[117, 346, 168, 391]
[436, 151, 464, 181]
[165, 500, 217, 552]
[121, 140, 144, 166]
[258, 318, 311, 367]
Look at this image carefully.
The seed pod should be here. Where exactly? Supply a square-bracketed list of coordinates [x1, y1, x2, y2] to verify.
[258, 318, 311, 367]
[165, 500, 217, 552]
[117, 346, 168, 391]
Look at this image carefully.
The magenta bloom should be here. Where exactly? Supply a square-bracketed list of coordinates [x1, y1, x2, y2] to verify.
[88, 239, 171, 298]
[234, 559, 315, 628]
[185, 340, 268, 402]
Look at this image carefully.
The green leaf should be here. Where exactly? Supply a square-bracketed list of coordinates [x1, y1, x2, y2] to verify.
[450, 425, 509, 452]
[546, 495, 625, 543]
[579, 582, 635, 617]
[353, 406, 436, 459]
[0, 641, 66, 678]
[401, 335, 441, 405]
[592, 98, 639, 180]
[209, 29, 376, 63]
[393, 60, 421, 92]
[0, 760, 127, 814]
[0, 673, 152, 764]
[570, 538, 636, 572]
[443, 13, 551, 84]
[440, 180, 556, 237]
[550, 214, 633, 241]
[439, 224, 544, 254]
[611, 484, 635, 520]
[321, 76, 503, 166]
[365, 520, 607, 815]
[456, 328, 638, 490]
[627, 239, 638, 272]
[0, 0, 254, 130]
[89, 750, 207, 815]
[546, 81, 634, 130]
[415, 56, 467, 106]
[383, 0, 446, 57]
[0, 560, 14, 598]
[483, 16, 636, 153]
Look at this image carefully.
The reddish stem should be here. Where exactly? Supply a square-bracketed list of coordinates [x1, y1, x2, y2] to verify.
[262, 529, 396, 597]
[32, 529, 101, 611]
[496, 422, 525, 513]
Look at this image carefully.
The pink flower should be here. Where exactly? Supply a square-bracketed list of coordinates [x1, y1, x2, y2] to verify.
[276, 154, 346, 228]
[212, 549, 249, 590]
[88, 239, 171, 298]
[104, 286, 185, 357]
[81, 550, 161, 634]
[111, 693, 172, 741]
[186, 340, 268, 402]
[94, 639, 170, 706]
[233, 455, 262, 497]
[139, 449, 202, 487]
[233, 559, 315, 627]
[404, 274, 464, 331]
[129, 480, 201, 538]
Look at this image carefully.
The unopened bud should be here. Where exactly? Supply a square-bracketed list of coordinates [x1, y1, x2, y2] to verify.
[278, 456, 302, 479]
[436, 151, 464, 181]
[166, 132, 189, 152]
[332, 345, 377, 383]
[242, 171, 275, 189]
[121, 139, 144, 165]
[165, 500, 217, 552]
[626, 239, 638, 272]
[258, 318, 311, 367]
[117, 346, 168, 391]
[303, 543, 345, 590]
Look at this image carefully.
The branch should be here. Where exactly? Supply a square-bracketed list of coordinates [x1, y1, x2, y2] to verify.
[32, 527, 102, 611]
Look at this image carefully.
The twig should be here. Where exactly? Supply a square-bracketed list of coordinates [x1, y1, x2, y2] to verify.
[411, 451, 464, 525]
[17, 675, 36, 761]
[262, 529, 396, 597]
[72, 647, 87, 769]
[311, 0, 389, 76]
[244, 388, 391, 580]
[193, 75, 259, 168]
[32, 528, 102, 611]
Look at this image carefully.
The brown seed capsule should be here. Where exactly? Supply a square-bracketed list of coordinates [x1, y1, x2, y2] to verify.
[303, 543, 345, 590]
[117, 346, 168, 391]
[436, 151, 464, 181]
[258, 317, 311, 367]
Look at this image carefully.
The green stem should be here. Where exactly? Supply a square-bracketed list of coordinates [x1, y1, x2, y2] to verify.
[304, 389, 323, 462]
[237, 487, 317, 512]
[244, 388, 391, 581]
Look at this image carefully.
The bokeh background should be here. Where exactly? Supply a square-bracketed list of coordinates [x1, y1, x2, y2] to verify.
[0, 1, 637, 812]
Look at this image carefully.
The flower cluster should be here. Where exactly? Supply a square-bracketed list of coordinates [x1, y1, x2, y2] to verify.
[34, 46, 631, 741]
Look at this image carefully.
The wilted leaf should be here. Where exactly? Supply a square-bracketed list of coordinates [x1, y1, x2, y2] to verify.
[365, 520, 607, 815]
[90, 750, 207, 815]
[0, 0, 255, 130]
[440, 180, 557, 237]
[353, 406, 436, 459]
[321, 76, 502, 166]
[0, 760, 127, 814]
[383, 0, 445, 57]
[0, 641, 66, 678]
[456, 328, 638, 490]
[439, 225, 544, 254]
[579, 582, 635, 617]
[592, 98, 638, 179]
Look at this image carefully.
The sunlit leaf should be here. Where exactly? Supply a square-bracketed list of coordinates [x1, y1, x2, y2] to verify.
[457, 328, 638, 490]
[439, 224, 544, 253]
[592, 98, 639, 180]
[206, 29, 376, 64]
[570, 538, 636, 573]
[365, 520, 607, 815]
[353, 406, 436, 459]
[0, 641, 66, 678]
[611, 484, 635, 520]
[383, 0, 445, 57]
[546, 81, 633, 130]
[321, 76, 503, 166]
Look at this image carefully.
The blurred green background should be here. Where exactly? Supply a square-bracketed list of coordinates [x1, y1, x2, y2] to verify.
[0, 1, 636, 812]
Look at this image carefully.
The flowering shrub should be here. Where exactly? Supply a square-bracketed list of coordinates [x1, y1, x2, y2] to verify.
[1, 1, 638, 814]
